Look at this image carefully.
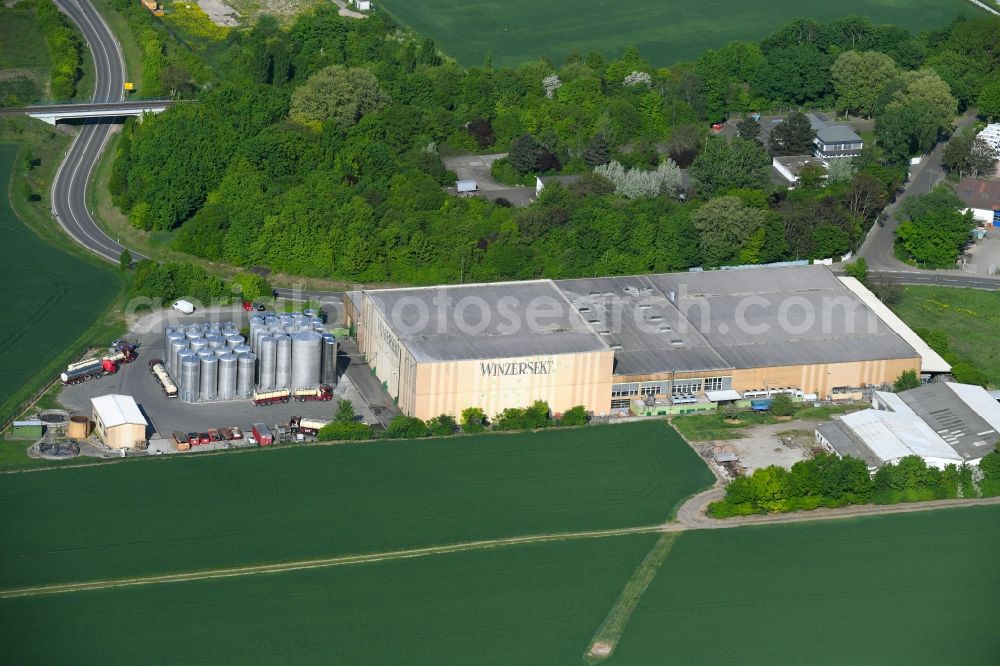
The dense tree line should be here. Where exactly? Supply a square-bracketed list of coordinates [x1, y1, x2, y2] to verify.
[128, 259, 269, 307]
[709, 450, 997, 517]
[895, 185, 974, 268]
[36, 0, 83, 100]
[107, 9, 1000, 283]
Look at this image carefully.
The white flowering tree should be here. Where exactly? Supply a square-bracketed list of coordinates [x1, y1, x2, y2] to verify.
[623, 71, 652, 88]
[594, 159, 682, 199]
[825, 158, 855, 183]
[542, 74, 562, 99]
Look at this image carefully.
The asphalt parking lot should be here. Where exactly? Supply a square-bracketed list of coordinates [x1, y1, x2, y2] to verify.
[57, 307, 377, 447]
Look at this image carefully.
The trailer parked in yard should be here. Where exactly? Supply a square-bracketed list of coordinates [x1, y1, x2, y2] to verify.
[292, 385, 334, 402]
[290, 416, 329, 437]
[60, 341, 137, 385]
[172, 431, 191, 451]
[149, 359, 178, 398]
[252, 388, 290, 406]
[252, 423, 273, 446]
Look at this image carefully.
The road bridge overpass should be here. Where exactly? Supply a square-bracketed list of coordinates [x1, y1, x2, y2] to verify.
[1, 100, 178, 125]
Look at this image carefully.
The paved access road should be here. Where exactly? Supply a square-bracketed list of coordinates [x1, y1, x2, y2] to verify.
[50, 0, 140, 264]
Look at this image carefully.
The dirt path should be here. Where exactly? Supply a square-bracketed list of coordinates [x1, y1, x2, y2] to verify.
[0, 524, 661, 600]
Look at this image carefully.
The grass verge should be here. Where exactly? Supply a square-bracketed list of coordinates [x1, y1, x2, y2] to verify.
[891, 285, 1000, 387]
[672, 403, 866, 441]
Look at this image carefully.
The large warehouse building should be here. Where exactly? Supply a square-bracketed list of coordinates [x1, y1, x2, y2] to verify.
[345, 266, 943, 420]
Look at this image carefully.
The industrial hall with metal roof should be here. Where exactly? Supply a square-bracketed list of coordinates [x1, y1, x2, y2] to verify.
[344, 265, 941, 420]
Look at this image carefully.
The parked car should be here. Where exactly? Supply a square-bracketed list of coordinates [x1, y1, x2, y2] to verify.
[187, 432, 199, 444]
[711, 122, 725, 132]
[198, 432, 211, 445]
[255, 303, 266, 311]
[207, 428, 222, 442]
[242, 301, 254, 312]
[229, 426, 244, 440]
[219, 427, 234, 440]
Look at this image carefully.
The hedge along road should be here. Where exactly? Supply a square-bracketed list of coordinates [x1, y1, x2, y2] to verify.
[0, 145, 121, 422]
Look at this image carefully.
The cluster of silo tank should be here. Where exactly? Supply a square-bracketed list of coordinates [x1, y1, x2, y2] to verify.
[162, 322, 255, 404]
[248, 310, 338, 391]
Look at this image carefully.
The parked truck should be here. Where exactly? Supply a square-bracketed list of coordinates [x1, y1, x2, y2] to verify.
[252, 423, 274, 446]
[60, 341, 138, 385]
[289, 415, 329, 437]
[149, 359, 178, 398]
[292, 385, 334, 402]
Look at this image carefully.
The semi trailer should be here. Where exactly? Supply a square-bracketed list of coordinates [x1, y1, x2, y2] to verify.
[149, 359, 178, 398]
[60, 342, 137, 385]
[251, 385, 333, 406]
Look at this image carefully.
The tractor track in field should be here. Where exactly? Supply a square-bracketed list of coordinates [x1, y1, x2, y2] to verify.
[4, 494, 999, 600]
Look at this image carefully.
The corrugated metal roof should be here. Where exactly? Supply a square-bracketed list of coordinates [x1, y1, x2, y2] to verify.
[91, 394, 146, 428]
[839, 409, 963, 465]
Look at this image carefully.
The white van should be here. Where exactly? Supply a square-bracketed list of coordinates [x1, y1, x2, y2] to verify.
[171, 299, 195, 314]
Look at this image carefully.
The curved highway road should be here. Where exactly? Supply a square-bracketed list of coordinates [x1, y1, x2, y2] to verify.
[50, 0, 141, 263]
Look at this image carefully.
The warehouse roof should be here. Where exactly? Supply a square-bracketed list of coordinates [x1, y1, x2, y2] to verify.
[896, 382, 1000, 463]
[91, 394, 146, 428]
[816, 420, 882, 469]
[365, 266, 922, 374]
[365, 280, 610, 362]
[837, 408, 963, 466]
[838, 277, 951, 373]
[559, 266, 918, 376]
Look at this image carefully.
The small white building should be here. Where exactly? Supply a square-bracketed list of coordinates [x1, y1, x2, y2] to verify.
[772, 155, 827, 187]
[91, 394, 148, 450]
[354, 0, 372, 10]
[456, 179, 477, 194]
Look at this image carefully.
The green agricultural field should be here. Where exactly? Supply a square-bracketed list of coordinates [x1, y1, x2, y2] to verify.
[892, 286, 1000, 387]
[615, 505, 1000, 664]
[376, 0, 982, 67]
[0, 144, 122, 425]
[0, 534, 657, 664]
[0, 3, 49, 106]
[0, 421, 713, 589]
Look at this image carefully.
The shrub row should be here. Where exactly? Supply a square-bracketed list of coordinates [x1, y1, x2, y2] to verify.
[37, 0, 83, 101]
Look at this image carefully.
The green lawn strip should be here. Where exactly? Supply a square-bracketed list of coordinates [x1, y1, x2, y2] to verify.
[0, 533, 657, 664]
[614, 505, 1000, 664]
[376, 0, 981, 67]
[0, 420, 713, 589]
[891, 286, 1000, 387]
[672, 403, 864, 442]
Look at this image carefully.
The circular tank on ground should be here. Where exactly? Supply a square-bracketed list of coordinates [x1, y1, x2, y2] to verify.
[226, 334, 245, 348]
[217, 353, 237, 400]
[175, 349, 197, 387]
[180, 356, 201, 402]
[67, 415, 90, 439]
[275, 335, 292, 389]
[196, 349, 216, 361]
[200, 355, 218, 401]
[237, 352, 256, 397]
[321, 334, 338, 386]
[205, 334, 225, 349]
[215, 348, 230, 358]
[258, 335, 276, 390]
[169, 339, 188, 376]
[303, 308, 316, 318]
[185, 329, 204, 340]
[232, 343, 251, 356]
[312, 324, 325, 334]
[189, 338, 209, 354]
[291, 331, 322, 390]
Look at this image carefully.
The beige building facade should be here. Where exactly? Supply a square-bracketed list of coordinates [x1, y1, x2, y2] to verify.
[91, 394, 148, 450]
[346, 266, 939, 421]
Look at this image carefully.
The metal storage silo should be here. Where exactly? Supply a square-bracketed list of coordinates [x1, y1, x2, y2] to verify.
[169, 338, 188, 376]
[258, 335, 276, 390]
[200, 355, 218, 401]
[189, 338, 209, 355]
[215, 348, 230, 358]
[291, 331, 322, 390]
[303, 308, 316, 318]
[237, 352, 256, 397]
[226, 334, 244, 348]
[175, 349, 196, 386]
[180, 356, 201, 402]
[321, 334, 339, 386]
[313, 324, 325, 334]
[233, 344, 251, 356]
[163, 327, 178, 363]
[275, 335, 292, 389]
[217, 353, 237, 400]
[205, 334, 224, 349]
